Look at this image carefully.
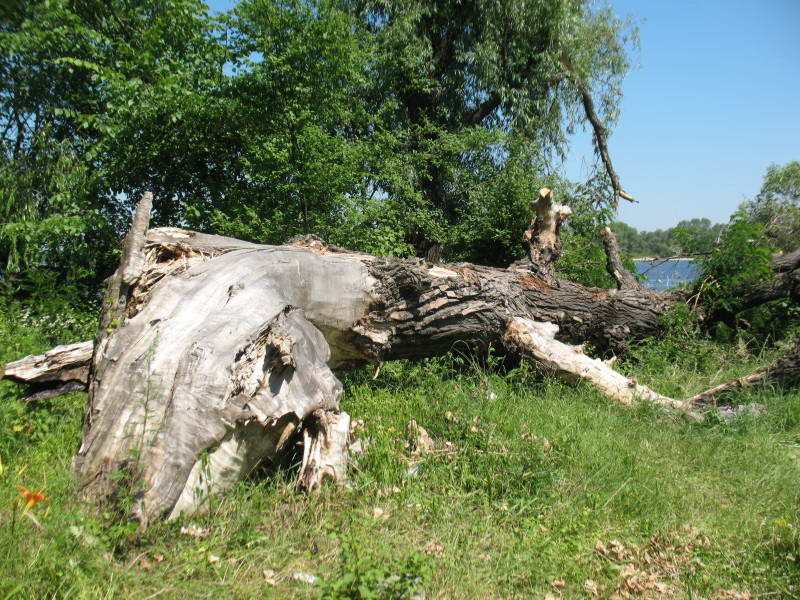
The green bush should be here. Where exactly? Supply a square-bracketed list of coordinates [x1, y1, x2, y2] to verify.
[695, 212, 776, 316]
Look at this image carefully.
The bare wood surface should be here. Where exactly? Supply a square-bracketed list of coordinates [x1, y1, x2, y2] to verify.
[503, 317, 702, 421]
[297, 409, 351, 492]
[687, 373, 767, 405]
[1, 340, 93, 384]
[521, 188, 572, 283]
[1, 340, 93, 401]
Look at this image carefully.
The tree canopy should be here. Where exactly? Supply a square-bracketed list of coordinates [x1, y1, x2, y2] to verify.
[0, 0, 638, 295]
[610, 218, 725, 258]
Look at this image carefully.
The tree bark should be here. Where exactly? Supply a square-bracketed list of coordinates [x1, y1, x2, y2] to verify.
[602, 227, 645, 291]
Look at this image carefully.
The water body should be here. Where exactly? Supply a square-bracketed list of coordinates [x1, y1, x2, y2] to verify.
[634, 259, 700, 292]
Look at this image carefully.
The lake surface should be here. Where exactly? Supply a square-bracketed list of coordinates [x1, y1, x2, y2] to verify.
[634, 259, 700, 292]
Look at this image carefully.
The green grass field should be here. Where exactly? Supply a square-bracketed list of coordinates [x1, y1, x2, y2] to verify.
[1, 305, 799, 599]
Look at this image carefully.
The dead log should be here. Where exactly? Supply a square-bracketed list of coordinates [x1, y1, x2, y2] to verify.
[65, 189, 692, 524]
[744, 249, 800, 307]
[559, 47, 636, 205]
[1, 340, 93, 401]
[602, 227, 646, 291]
[4, 189, 794, 525]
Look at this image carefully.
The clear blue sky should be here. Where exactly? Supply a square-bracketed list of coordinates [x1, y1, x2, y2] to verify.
[208, 0, 799, 231]
[567, 0, 800, 230]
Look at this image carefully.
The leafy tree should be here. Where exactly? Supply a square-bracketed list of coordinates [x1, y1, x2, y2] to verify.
[610, 222, 675, 257]
[690, 211, 791, 341]
[207, 0, 379, 248]
[745, 161, 800, 252]
[0, 0, 223, 292]
[671, 218, 724, 256]
[342, 0, 636, 263]
[697, 213, 774, 312]
[611, 218, 724, 258]
[1, 0, 639, 294]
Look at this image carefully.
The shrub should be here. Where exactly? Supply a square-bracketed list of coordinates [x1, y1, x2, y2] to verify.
[695, 212, 776, 317]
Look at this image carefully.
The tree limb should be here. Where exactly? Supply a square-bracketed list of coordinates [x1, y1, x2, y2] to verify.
[689, 337, 800, 404]
[520, 187, 572, 283]
[503, 317, 702, 421]
[560, 48, 635, 205]
[468, 93, 502, 125]
[602, 227, 644, 290]
[1, 340, 93, 402]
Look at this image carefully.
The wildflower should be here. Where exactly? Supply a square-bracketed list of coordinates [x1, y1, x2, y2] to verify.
[16, 485, 45, 510]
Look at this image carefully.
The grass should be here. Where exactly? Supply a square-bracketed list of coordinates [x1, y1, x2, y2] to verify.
[1, 304, 799, 599]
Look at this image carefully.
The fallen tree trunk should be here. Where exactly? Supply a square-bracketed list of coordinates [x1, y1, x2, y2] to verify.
[1, 189, 794, 525]
[73, 190, 688, 524]
[688, 337, 800, 405]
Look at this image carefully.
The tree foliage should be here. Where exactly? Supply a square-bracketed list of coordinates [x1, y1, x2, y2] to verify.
[611, 218, 724, 258]
[0, 0, 224, 294]
[695, 212, 775, 315]
[745, 161, 800, 253]
[343, 0, 634, 262]
[0, 0, 637, 296]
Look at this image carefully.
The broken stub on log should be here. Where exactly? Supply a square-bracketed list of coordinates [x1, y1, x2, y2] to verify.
[8, 187, 796, 526]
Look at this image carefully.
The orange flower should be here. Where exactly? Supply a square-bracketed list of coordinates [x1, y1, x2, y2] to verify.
[16, 485, 45, 510]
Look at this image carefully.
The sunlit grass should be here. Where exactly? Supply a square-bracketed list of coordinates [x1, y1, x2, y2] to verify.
[1, 312, 799, 598]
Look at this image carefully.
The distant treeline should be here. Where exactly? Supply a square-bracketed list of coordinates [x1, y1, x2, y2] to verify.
[611, 218, 724, 258]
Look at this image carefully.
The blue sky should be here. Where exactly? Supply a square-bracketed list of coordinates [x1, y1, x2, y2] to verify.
[568, 0, 800, 230]
[208, 0, 799, 231]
